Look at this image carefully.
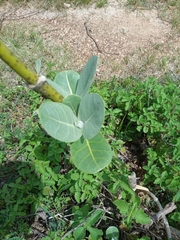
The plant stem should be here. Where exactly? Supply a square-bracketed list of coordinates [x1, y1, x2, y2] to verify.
[0, 40, 38, 84]
[0, 40, 63, 102]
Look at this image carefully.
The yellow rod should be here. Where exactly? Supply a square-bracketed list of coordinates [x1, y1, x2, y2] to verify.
[0, 40, 63, 102]
[0, 40, 38, 85]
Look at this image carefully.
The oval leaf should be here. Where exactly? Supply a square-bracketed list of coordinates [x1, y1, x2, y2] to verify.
[38, 102, 82, 142]
[106, 226, 119, 240]
[63, 94, 81, 116]
[87, 210, 103, 225]
[134, 209, 151, 225]
[76, 55, 98, 97]
[73, 227, 86, 240]
[173, 191, 180, 202]
[113, 199, 129, 215]
[78, 93, 104, 139]
[70, 133, 112, 173]
[87, 226, 103, 239]
[54, 70, 79, 97]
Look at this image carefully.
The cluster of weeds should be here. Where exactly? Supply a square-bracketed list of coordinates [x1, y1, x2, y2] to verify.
[92, 76, 180, 228]
[1, 70, 180, 239]
[0, 22, 71, 80]
[0, 1, 180, 238]
[0, 0, 107, 9]
[0, 120, 129, 239]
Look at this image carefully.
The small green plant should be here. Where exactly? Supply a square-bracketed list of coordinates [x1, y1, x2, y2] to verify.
[97, 0, 107, 8]
[114, 196, 151, 229]
[0, 40, 112, 174]
[92, 76, 180, 230]
[45, 61, 59, 80]
[1, 30, 180, 238]
[0, 160, 41, 237]
[36, 56, 112, 173]
[70, 171, 101, 203]
[70, 205, 104, 240]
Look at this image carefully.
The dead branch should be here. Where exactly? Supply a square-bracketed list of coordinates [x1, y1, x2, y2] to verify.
[84, 20, 119, 56]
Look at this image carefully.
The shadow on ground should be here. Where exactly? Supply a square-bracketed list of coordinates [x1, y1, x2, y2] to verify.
[0, 160, 43, 238]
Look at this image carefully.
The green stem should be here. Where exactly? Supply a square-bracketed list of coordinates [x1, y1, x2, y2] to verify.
[0, 40, 63, 102]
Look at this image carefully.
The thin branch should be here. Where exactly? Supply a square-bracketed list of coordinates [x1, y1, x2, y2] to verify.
[84, 20, 120, 56]
[136, 185, 176, 239]
[84, 20, 103, 53]
[152, 202, 177, 222]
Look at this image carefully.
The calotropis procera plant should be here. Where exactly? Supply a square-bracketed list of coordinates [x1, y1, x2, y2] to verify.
[0, 40, 112, 173]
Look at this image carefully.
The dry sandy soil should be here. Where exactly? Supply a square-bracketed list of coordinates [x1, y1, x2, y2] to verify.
[1, 0, 180, 80]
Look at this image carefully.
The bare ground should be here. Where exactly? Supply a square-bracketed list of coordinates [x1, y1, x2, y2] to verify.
[1, 0, 180, 80]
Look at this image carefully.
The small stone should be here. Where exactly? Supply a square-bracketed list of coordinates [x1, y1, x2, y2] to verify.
[64, 3, 71, 8]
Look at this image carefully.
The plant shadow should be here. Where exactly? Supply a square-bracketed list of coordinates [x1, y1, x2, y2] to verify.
[0, 160, 43, 238]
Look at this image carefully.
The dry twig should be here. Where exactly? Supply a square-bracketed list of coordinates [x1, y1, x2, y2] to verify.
[84, 20, 119, 55]
[127, 172, 176, 239]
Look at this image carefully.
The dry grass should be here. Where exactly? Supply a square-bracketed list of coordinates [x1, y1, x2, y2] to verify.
[126, 0, 180, 32]
[0, 0, 180, 81]
[0, 0, 107, 10]
[0, 22, 72, 81]
[0, 22, 72, 136]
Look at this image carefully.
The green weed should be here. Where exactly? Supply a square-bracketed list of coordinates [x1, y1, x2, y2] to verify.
[1, 0, 180, 237]
[1, 71, 180, 238]
[96, 0, 107, 8]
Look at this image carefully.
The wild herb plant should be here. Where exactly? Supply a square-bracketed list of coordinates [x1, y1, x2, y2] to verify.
[1, 39, 179, 239]
[0, 41, 112, 174]
[36, 56, 112, 173]
[92, 76, 180, 227]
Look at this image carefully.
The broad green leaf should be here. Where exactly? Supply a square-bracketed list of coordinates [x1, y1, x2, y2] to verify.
[171, 212, 180, 222]
[38, 102, 82, 142]
[34, 160, 49, 174]
[80, 204, 90, 217]
[143, 126, 149, 133]
[173, 191, 180, 202]
[63, 94, 81, 115]
[119, 179, 136, 196]
[71, 172, 80, 181]
[154, 178, 161, 184]
[81, 192, 87, 202]
[106, 226, 119, 240]
[75, 192, 81, 203]
[113, 199, 129, 215]
[43, 186, 54, 196]
[137, 125, 142, 132]
[70, 133, 112, 173]
[54, 70, 79, 97]
[76, 55, 98, 97]
[71, 210, 84, 228]
[87, 210, 103, 226]
[73, 227, 86, 240]
[87, 226, 103, 239]
[134, 209, 151, 224]
[78, 93, 104, 139]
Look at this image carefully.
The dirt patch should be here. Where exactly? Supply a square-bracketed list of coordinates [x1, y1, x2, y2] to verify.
[0, 1, 180, 79]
